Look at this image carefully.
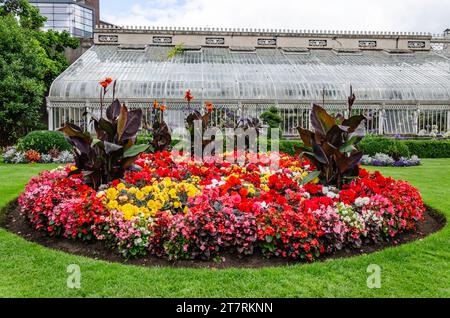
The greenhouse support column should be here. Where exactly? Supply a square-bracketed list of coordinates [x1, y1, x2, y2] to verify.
[447, 109, 450, 132]
[47, 98, 54, 131]
[414, 103, 420, 135]
[378, 105, 385, 135]
[85, 101, 92, 133]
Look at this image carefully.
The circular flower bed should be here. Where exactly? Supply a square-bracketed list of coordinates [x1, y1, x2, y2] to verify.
[18, 152, 425, 262]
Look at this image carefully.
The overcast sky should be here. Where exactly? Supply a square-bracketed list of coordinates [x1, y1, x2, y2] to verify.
[101, 0, 450, 34]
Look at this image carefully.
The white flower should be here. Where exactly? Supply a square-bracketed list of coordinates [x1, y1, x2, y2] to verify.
[327, 192, 338, 199]
[355, 197, 370, 207]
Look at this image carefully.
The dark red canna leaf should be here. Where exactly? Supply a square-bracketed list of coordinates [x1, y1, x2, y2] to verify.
[342, 115, 366, 133]
[311, 104, 336, 137]
[106, 99, 121, 122]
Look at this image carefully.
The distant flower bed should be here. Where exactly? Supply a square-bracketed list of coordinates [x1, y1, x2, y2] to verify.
[2, 146, 73, 164]
[361, 153, 421, 167]
[18, 152, 425, 262]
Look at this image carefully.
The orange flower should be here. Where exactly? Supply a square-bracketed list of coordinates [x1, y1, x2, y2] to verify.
[153, 100, 159, 109]
[206, 102, 214, 113]
[185, 90, 193, 102]
[160, 104, 167, 112]
[99, 77, 113, 88]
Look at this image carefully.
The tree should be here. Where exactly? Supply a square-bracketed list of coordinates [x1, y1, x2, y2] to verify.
[0, 15, 48, 145]
[0, 0, 79, 146]
[0, 0, 45, 29]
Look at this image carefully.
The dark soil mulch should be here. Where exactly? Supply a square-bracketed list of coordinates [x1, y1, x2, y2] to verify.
[1, 199, 446, 269]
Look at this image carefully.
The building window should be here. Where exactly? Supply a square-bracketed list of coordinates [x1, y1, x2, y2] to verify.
[29, 1, 94, 38]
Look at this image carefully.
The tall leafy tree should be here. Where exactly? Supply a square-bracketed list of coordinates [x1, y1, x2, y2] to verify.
[0, 0, 79, 146]
[0, 15, 47, 145]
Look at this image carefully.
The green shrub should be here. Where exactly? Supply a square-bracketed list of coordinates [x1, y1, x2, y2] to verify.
[278, 140, 302, 156]
[358, 136, 410, 158]
[260, 106, 283, 139]
[402, 140, 450, 158]
[17, 130, 71, 153]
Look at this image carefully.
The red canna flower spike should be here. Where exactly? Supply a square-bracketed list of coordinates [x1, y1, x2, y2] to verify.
[160, 104, 167, 112]
[185, 89, 193, 102]
[153, 99, 159, 109]
[99, 77, 113, 88]
[206, 102, 214, 113]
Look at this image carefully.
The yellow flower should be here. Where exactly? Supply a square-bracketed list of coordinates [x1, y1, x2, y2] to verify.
[116, 183, 126, 191]
[127, 187, 138, 194]
[183, 206, 189, 214]
[191, 176, 201, 184]
[301, 171, 309, 178]
[173, 201, 181, 209]
[107, 200, 119, 210]
[155, 200, 164, 210]
[152, 184, 161, 193]
[70, 165, 78, 172]
[147, 199, 156, 210]
[140, 207, 151, 217]
[186, 186, 198, 198]
[120, 203, 140, 220]
[168, 188, 178, 199]
[106, 188, 118, 200]
[135, 190, 145, 201]
[162, 177, 172, 187]
[142, 186, 152, 195]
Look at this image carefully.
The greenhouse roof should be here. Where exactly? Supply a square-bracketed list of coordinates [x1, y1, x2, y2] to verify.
[49, 45, 450, 103]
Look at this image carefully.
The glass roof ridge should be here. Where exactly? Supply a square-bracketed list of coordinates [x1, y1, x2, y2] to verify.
[95, 24, 436, 38]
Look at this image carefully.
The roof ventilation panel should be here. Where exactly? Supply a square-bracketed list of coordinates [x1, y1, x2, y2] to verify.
[118, 44, 147, 51]
[332, 48, 362, 55]
[384, 49, 413, 55]
[282, 47, 310, 54]
[229, 46, 256, 53]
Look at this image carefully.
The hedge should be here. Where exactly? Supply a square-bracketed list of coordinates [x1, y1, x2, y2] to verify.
[358, 136, 410, 158]
[401, 140, 450, 158]
[17, 131, 72, 153]
[137, 134, 450, 158]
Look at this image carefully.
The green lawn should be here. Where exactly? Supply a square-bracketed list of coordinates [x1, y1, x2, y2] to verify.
[0, 160, 449, 298]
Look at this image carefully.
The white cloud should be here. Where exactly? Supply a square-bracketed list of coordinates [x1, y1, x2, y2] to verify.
[103, 0, 450, 33]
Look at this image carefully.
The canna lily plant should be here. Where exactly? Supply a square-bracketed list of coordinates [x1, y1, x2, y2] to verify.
[147, 100, 172, 152]
[59, 79, 149, 189]
[184, 91, 215, 156]
[297, 89, 366, 188]
[235, 116, 264, 152]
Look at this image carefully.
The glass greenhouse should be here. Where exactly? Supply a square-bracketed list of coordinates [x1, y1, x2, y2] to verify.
[49, 44, 450, 137]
